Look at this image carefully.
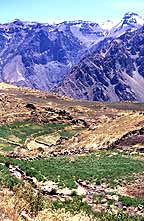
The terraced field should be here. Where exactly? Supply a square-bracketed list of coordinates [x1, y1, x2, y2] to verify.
[0, 83, 144, 221]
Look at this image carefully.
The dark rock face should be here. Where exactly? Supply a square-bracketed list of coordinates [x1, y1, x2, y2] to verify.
[54, 26, 144, 102]
[0, 19, 105, 90]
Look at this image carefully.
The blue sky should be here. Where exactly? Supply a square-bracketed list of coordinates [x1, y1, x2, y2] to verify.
[0, 0, 143, 24]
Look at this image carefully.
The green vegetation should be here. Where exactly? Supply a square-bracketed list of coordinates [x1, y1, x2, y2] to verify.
[0, 163, 20, 188]
[119, 195, 144, 207]
[0, 121, 82, 152]
[52, 196, 140, 221]
[0, 118, 143, 220]
[0, 121, 67, 144]
[0, 152, 144, 189]
[0, 140, 16, 152]
[0, 146, 144, 220]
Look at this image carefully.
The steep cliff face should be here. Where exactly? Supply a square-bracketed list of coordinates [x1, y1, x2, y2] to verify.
[0, 19, 106, 90]
[54, 26, 144, 102]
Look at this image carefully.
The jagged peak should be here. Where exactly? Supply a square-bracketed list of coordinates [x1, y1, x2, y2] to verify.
[123, 12, 139, 18]
[122, 12, 144, 26]
[12, 19, 25, 26]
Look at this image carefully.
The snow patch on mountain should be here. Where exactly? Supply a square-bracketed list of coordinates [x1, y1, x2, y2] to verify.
[110, 12, 144, 37]
[100, 20, 117, 30]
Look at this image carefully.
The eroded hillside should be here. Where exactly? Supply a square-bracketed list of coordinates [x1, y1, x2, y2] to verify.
[54, 26, 144, 102]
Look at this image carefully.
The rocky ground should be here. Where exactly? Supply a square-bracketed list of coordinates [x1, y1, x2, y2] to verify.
[0, 83, 144, 220]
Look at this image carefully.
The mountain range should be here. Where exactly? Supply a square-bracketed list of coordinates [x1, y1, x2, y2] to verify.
[0, 12, 144, 101]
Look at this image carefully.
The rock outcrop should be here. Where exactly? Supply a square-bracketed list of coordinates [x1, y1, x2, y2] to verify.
[54, 26, 144, 102]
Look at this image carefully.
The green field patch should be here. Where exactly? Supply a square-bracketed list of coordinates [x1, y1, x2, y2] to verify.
[0, 152, 144, 219]
[2, 145, 16, 152]
[119, 195, 144, 207]
[1, 152, 144, 189]
[0, 163, 20, 188]
[0, 139, 16, 152]
[0, 121, 68, 145]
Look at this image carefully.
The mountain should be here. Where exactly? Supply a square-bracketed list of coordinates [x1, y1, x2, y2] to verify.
[0, 12, 144, 96]
[90, 12, 144, 52]
[109, 12, 144, 37]
[54, 25, 144, 102]
[0, 19, 106, 90]
[100, 12, 144, 33]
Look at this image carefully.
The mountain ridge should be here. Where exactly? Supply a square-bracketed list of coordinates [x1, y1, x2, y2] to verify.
[54, 25, 144, 102]
[0, 12, 144, 102]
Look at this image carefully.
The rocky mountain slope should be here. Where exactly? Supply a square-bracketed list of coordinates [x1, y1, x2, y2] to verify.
[0, 12, 143, 93]
[0, 19, 106, 90]
[54, 24, 144, 102]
